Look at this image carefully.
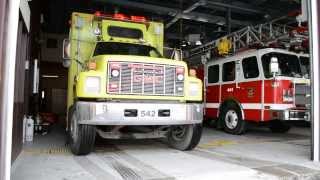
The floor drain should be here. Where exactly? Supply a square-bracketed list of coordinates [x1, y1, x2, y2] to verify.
[24, 147, 71, 155]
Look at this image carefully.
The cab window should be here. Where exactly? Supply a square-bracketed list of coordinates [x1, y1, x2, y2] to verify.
[208, 65, 219, 83]
[108, 26, 143, 39]
[223, 61, 235, 82]
[300, 56, 310, 77]
[262, 52, 302, 78]
[93, 42, 162, 58]
[242, 56, 259, 79]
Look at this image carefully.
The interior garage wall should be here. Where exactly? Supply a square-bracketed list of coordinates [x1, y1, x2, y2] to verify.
[39, 61, 68, 115]
[11, 20, 29, 162]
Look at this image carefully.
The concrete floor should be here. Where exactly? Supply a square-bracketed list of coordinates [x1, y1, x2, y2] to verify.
[11, 124, 320, 180]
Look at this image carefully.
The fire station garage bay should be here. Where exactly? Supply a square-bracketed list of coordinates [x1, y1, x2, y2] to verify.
[2, 0, 320, 179]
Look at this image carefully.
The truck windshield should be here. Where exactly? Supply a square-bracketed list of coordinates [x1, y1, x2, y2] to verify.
[300, 56, 310, 77]
[262, 52, 302, 78]
[93, 42, 162, 58]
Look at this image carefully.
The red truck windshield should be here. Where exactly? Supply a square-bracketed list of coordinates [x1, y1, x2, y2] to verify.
[262, 52, 302, 78]
[93, 42, 162, 58]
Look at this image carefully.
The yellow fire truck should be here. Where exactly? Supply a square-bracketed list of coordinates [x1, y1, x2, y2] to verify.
[63, 12, 203, 155]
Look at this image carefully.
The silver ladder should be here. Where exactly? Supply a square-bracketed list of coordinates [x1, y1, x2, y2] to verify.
[188, 16, 308, 58]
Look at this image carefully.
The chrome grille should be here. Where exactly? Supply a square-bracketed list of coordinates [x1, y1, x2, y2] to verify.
[108, 62, 184, 96]
[295, 83, 310, 106]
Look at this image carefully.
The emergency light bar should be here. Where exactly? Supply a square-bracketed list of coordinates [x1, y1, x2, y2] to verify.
[94, 11, 147, 23]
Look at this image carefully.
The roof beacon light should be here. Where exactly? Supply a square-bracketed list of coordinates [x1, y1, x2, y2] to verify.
[131, 16, 146, 22]
[113, 13, 129, 20]
[94, 11, 102, 17]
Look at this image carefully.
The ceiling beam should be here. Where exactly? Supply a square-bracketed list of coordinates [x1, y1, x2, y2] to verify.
[94, 0, 250, 28]
[166, 0, 206, 29]
[205, 1, 264, 14]
[95, 0, 178, 15]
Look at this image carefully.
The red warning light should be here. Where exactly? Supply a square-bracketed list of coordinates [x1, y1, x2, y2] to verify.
[113, 13, 129, 20]
[131, 16, 146, 22]
[94, 11, 102, 17]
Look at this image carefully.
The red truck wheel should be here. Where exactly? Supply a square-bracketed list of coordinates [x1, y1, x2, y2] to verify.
[220, 102, 247, 135]
[167, 124, 202, 150]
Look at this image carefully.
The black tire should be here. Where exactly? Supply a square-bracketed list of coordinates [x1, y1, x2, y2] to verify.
[220, 102, 247, 135]
[68, 106, 96, 155]
[167, 124, 202, 151]
[203, 118, 217, 128]
[269, 120, 291, 133]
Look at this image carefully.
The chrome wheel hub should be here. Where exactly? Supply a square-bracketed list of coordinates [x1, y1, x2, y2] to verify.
[171, 126, 187, 141]
[225, 110, 238, 129]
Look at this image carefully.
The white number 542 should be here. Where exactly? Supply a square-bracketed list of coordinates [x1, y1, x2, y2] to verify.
[140, 110, 156, 117]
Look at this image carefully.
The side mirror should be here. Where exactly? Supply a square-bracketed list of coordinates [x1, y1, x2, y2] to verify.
[62, 59, 71, 68]
[235, 60, 241, 88]
[62, 39, 71, 68]
[63, 39, 70, 60]
[270, 57, 279, 76]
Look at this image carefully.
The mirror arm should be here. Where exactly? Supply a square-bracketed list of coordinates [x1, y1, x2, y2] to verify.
[74, 59, 85, 68]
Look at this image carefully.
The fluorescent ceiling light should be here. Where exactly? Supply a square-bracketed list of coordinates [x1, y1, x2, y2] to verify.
[42, 75, 59, 78]
[195, 40, 202, 45]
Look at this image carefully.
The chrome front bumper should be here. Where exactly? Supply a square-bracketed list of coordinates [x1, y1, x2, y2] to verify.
[272, 109, 310, 121]
[75, 101, 203, 125]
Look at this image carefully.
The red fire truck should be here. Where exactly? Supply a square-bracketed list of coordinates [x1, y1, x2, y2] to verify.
[204, 48, 310, 134]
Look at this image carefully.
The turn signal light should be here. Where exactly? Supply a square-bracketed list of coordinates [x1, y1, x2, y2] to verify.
[189, 69, 197, 77]
[88, 62, 96, 70]
[176, 67, 184, 74]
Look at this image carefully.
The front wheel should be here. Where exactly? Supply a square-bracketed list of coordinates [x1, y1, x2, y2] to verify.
[220, 103, 247, 135]
[167, 124, 202, 151]
[68, 106, 96, 155]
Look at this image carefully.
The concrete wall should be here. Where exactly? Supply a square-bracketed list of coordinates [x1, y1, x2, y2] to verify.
[40, 33, 67, 63]
[39, 61, 68, 116]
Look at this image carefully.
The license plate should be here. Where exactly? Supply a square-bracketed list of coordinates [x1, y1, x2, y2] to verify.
[140, 110, 156, 117]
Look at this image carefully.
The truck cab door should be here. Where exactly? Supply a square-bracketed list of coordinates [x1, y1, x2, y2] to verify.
[221, 61, 237, 102]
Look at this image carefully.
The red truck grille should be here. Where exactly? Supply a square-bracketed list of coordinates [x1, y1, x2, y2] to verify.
[107, 62, 184, 96]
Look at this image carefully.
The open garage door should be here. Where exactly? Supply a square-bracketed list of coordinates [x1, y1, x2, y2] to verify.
[309, 0, 320, 161]
[4, 0, 320, 180]
[0, 0, 8, 179]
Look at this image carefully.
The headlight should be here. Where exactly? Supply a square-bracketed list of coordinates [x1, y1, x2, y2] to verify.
[283, 89, 293, 102]
[111, 69, 120, 77]
[85, 76, 101, 93]
[177, 74, 184, 81]
[188, 82, 200, 96]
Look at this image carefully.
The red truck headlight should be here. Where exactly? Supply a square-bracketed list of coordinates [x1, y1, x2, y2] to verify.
[283, 89, 293, 102]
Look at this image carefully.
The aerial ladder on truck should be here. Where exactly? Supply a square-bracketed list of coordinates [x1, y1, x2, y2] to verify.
[188, 16, 309, 63]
